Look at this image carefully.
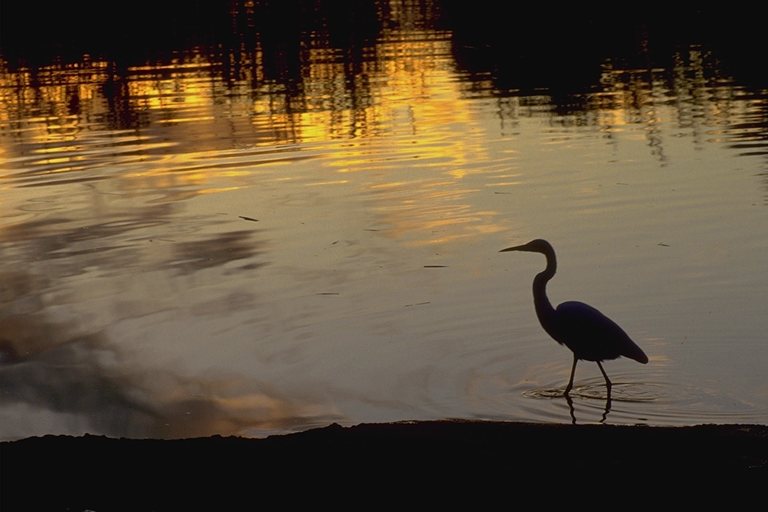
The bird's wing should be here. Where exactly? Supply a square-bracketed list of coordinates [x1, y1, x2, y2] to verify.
[555, 301, 648, 363]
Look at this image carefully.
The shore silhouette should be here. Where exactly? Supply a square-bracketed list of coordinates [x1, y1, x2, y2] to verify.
[2, 420, 767, 508]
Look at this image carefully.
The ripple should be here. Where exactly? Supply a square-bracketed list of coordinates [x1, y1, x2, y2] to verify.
[523, 381, 661, 403]
[516, 377, 768, 426]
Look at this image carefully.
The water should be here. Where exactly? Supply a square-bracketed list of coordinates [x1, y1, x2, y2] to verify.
[1, 2, 767, 439]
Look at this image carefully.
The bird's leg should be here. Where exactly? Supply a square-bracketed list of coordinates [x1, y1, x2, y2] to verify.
[596, 361, 612, 393]
[601, 389, 612, 423]
[564, 354, 578, 396]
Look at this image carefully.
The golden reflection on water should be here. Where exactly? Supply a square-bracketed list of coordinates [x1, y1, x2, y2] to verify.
[591, 47, 757, 164]
[0, 22, 757, 171]
[1, 22, 505, 245]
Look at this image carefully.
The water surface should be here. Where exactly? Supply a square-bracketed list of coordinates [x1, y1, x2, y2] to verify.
[1, 2, 767, 439]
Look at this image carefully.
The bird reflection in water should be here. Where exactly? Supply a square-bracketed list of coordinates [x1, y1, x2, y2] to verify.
[564, 389, 612, 425]
[501, 239, 648, 421]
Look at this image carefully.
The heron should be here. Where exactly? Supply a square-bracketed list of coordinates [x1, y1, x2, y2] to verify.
[500, 239, 648, 396]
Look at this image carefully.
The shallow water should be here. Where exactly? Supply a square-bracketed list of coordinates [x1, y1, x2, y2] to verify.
[1, 2, 767, 439]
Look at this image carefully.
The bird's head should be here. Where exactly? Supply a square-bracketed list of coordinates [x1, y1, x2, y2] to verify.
[499, 239, 553, 254]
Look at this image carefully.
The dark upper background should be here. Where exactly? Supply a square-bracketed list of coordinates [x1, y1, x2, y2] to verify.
[1, 1, 765, 91]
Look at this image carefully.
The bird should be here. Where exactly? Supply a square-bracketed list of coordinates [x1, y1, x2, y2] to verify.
[500, 239, 648, 396]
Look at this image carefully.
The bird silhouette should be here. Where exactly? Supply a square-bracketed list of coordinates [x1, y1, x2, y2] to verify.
[501, 239, 648, 396]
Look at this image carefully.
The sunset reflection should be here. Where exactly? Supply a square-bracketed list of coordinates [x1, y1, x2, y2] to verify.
[0, 10, 505, 246]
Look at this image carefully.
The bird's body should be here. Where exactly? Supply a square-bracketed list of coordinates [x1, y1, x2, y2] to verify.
[501, 239, 647, 395]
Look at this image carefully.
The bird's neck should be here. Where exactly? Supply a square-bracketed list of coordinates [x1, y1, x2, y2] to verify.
[532, 251, 560, 340]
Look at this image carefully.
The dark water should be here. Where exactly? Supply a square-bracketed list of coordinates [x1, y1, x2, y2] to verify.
[1, 2, 767, 439]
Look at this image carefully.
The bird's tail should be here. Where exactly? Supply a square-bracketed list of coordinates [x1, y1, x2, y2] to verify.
[624, 341, 649, 364]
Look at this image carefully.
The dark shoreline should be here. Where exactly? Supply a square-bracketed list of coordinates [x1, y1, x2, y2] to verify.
[2, 421, 767, 508]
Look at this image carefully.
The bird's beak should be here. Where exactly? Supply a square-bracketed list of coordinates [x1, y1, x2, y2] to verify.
[499, 244, 526, 252]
